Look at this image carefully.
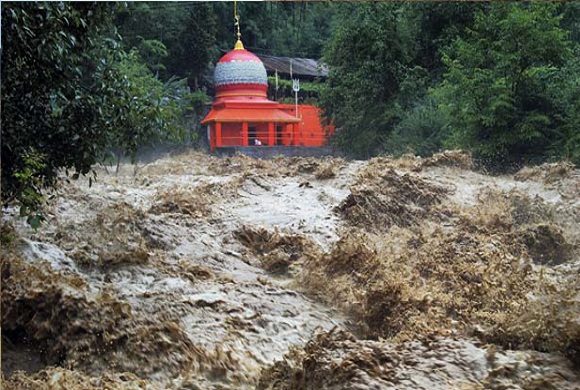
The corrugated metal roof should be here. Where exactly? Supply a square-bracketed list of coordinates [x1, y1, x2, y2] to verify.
[257, 55, 328, 78]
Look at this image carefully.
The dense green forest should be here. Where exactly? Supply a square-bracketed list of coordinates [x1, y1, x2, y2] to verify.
[323, 2, 580, 166]
[2, 2, 580, 221]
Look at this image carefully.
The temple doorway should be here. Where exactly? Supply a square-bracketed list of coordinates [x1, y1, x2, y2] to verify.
[249, 125, 257, 145]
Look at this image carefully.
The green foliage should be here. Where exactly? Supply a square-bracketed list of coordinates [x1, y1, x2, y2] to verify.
[561, 3, 580, 45]
[385, 100, 448, 157]
[136, 39, 169, 73]
[267, 76, 323, 103]
[115, 3, 188, 78]
[312, 2, 579, 167]
[545, 44, 580, 164]
[174, 3, 217, 88]
[12, 150, 48, 228]
[115, 2, 217, 89]
[236, 2, 336, 58]
[434, 3, 573, 169]
[407, 3, 481, 76]
[115, 3, 336, 89]
[1, 2, 119, 215]
[104, 48, 190, 161]
[1, 2, 200, 223]
[320, 3, 419, 158]
[317, 3, 481, 158]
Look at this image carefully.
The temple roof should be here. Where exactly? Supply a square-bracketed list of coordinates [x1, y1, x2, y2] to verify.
[214, 45, 268, 89]
[257, 55, 328, 78]
[201, 106, 300, 124]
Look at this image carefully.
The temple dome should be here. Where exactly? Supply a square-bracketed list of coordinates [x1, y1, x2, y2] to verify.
[214, 40, 268, 101]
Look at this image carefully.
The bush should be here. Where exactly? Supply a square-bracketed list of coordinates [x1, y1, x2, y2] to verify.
[385, 100, 448, 157]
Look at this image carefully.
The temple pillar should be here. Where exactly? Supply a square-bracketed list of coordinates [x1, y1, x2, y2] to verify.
[286, 124, 293, 146]
[291, 123, 299, 146]
[268, 123, 275, 146]
[209, 124, 215, 152]
[242, 122, 249, 146]
[216, 122, 222, 147]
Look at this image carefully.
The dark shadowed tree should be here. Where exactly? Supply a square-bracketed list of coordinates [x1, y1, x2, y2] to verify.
[175, 3, 217, 89]
[2, 2, 118, 224]
[434, 3, 572, 169]
[320, 3, 418, 158]
[1, 2, 192, 225]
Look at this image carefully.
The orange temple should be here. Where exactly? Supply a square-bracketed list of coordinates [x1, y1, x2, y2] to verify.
[201, 38, 333, 152]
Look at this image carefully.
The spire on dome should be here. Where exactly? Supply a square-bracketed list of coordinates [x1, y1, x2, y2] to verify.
[233, 1, 244, 50]
[234, 35, 244, 50]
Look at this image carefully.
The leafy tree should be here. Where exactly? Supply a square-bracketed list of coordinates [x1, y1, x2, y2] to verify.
[104, 48, 193, 171]
[115, 2, 187, 78]
[136, 38, 169, 74]
[1, 2, 193, 225]
[312, 3, 480, 158]
[175, 3, 217, 89]
[545, 44, 580, 164]
[320, 3, 418, 158]
[385, 98, 448, 157]
[408, 3, 480, 78]
[267, 76, 323, 103]
[115, 2, 217, 90]
[1, 2, 119, 225]
[237, 2, 336, 59]
[435, 3, 572, 169]
[561, 2, 580, 45]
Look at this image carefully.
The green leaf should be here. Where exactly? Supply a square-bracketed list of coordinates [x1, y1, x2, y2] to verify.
[27, 215, 43, 230]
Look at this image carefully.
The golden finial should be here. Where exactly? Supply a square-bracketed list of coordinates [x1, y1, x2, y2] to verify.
[234, 38, 245, 50]
[234, 1, 244, 50]
[234, 21, 244, 50]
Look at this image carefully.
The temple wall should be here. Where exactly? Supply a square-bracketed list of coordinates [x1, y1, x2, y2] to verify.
[205, 106, 333, 149]
[279, 105, 333, 147]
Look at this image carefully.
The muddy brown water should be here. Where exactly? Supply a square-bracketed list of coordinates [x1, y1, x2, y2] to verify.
[2, 152, 579, 389]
